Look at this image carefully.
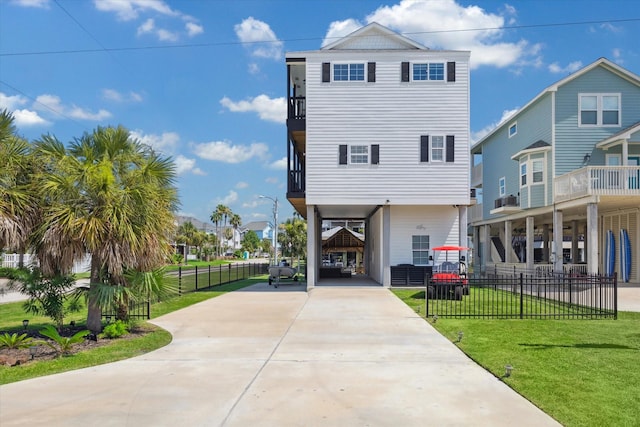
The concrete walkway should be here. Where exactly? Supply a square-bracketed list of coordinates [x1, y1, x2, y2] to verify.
[0, 282, 560, 427]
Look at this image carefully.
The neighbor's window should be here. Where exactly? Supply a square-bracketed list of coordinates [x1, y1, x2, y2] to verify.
[499, 177, 506, 196]
[579, 93, 620, 126]
[412, 235, 430, 265]
[431, 136, 444, 161]
[509, 122, 517, 138]
[520, 163, 527, 186]
[334, 63, 365, 81]
[532, 159, 544, 183]
[350, 145, 369, 164]
[412, 62, 445, 81]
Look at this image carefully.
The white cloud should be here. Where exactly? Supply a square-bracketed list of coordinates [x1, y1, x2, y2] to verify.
[174, 154, 206, 176]
[157, 28, 179, 42]
[234, 17, 283, 60]
[12, 109, 51, 127]
[10, 0, 49, 8]
[612, 48, 624, 65]
[270, 157, 287, 170]
[0, 93, 28, 110]
[220, 95, 286, 124]
[242, 200, 260, 209]
[548, 61, 583, 74]
[193, 140, 269, 164]
[185, 22, 203, 37]
[472, 107, 519, 143]
[248, 63, 260, 75]
[32, 94, 112, 121]
[236, 181, 249, 189]
[321, 19, 363, 47]
[137, 18, 155, 35]
[218, 190, 238, 206]
[102, 88, 143, 103]
[265, 177, 279, 184]
[131, 130, 180, 154]
[94, 0, 179, 21]
[323, 0, 542, 69]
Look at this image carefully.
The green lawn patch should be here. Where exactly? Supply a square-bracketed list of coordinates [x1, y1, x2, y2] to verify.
[392, 288, 640, 427]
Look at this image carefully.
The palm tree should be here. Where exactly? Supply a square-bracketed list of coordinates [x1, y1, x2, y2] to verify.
[0, 110, 36, 262]
[210, 209, 223, 257]
[31, 126, 178, 332]
[177, 221, 197, 264]
[229, 213, 242, 252]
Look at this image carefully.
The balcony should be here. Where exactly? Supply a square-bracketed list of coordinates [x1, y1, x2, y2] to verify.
[554, 166, 640, 202]
[490, 195, 521, 215]
[471, 162, 483, 187]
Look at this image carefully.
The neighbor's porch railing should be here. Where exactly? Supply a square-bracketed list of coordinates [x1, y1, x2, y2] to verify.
[555, 166, 640, 202]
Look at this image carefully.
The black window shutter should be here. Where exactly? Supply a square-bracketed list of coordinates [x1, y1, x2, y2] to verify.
[322, 62, 330, 82]
[420, 136, 429, 162]
[446, 135, 455, 162]
[339, 145, 348, 164]
[447, 62, 456, 82]
[401, 62, 410, 82]
[371, 144, 379, 164]
[368, 62, 376, 82]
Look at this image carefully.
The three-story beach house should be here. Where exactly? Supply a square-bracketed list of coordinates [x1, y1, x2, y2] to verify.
[470, 58, 640, 282]
[285, 23, 471, 288]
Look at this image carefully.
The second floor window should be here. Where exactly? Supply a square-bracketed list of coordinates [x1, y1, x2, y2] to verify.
[413, 62, 445, 81]
[520, 163, 527, 186]
[334, 63, 365, 81]
[431, 136, 444, 161]
[579, 93, 620, 126]
[350, 145, 369, 164]
[532, 159, 544, 183]
[499, 177, 506, 196]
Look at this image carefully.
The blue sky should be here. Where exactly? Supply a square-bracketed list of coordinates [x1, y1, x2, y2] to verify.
[1, 0, 639, 226]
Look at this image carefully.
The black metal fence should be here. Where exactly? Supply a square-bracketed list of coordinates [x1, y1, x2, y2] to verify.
[102, 262, 270, 320]
[423, 272, 617, 319]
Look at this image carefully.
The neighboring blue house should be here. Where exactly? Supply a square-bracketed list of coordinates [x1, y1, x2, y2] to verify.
[470, 58, 640, 282]
[242, 221, 273, 241]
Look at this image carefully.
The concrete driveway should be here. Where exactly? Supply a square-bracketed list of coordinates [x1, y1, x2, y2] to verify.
[0, 282, 561, 426]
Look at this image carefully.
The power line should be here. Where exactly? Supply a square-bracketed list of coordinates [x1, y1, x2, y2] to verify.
[1, 17, 639, 57]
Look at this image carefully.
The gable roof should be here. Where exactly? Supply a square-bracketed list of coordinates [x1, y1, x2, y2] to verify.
[510, 140, 551, 160]
[473, 58, 640, 150]
[596, 120, 640, 149]
[322, 226, 365, 252]
[242, 221, 270, 231]
[322, 22, 428, 51]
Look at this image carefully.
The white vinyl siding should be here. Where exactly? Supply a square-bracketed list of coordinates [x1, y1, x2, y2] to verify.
[304, 51, 470, 206]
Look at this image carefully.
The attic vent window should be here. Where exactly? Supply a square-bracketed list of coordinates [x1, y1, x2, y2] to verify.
[508, 122, 517, 138]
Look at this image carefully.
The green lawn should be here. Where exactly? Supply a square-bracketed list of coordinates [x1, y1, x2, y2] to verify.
[392, 288, 640, 427]
[0, 277, 264, 385]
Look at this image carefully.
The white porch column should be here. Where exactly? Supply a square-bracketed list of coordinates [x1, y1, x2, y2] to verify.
[473, 226, 481, 269]
[504, 220, 513, 264]
[542, 224, 550, 263]
[623, 139, 629, 165]
[571, 220, 579, 263]
[458, 206, 468, 262]
[306, 205, 317, 290]
[553, 210, 564, 273]
[382, 205, 391, 288]
[482, 224, 491, 273]
[587, 203, 598, 274]
[526, 216, 534, 271]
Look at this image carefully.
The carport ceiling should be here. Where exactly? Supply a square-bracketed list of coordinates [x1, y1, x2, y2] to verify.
[316, 204, 380, 220]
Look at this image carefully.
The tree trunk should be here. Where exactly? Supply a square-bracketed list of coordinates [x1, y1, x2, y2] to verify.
[86, 256, 103, 333]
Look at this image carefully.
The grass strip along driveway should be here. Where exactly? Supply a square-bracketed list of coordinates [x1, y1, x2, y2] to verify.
[393, 288, 640, 427]
[0, 278, 262, 385]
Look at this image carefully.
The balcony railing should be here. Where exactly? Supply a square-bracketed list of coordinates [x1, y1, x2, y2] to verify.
[555, 166, 640, 202]
[288, 96, 306, 120]
[494, 195, 518, 209]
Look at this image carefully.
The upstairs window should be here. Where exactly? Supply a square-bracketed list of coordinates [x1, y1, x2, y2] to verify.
[412, 62, 444, 81]
[520, 163, 527, 186]
[350, 145, 368, 164]
[579, 93, 620, 126]
[338, 144, 379, 165]
[499, 177, 506, 197]
[420, 135, 455, 163]
[508, 122, 517, 138]
[333, 63, 365, 81]
[431, 136, 444, 161]
[532, 159, 544, 183]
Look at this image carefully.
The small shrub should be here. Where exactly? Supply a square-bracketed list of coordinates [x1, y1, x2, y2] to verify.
[39, 325, 90, 356]
[100, 320, 129, 339]
[0, 332, 36, 349]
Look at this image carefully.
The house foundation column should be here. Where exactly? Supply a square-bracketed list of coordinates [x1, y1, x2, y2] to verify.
[504, 220, 513, 264]
[482, 224, 491, 274]
[306, 205, 317, 290]
[571, 220, 579, 263]
[526, 216, 534, 272]
[473, 226, 481, 271]
[458, 206, 468, 263]
[382, 205, 391, 287]
[587, 203, 598, 274]
[543, 224, 550, 263]
[553, 209, 564, 273]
